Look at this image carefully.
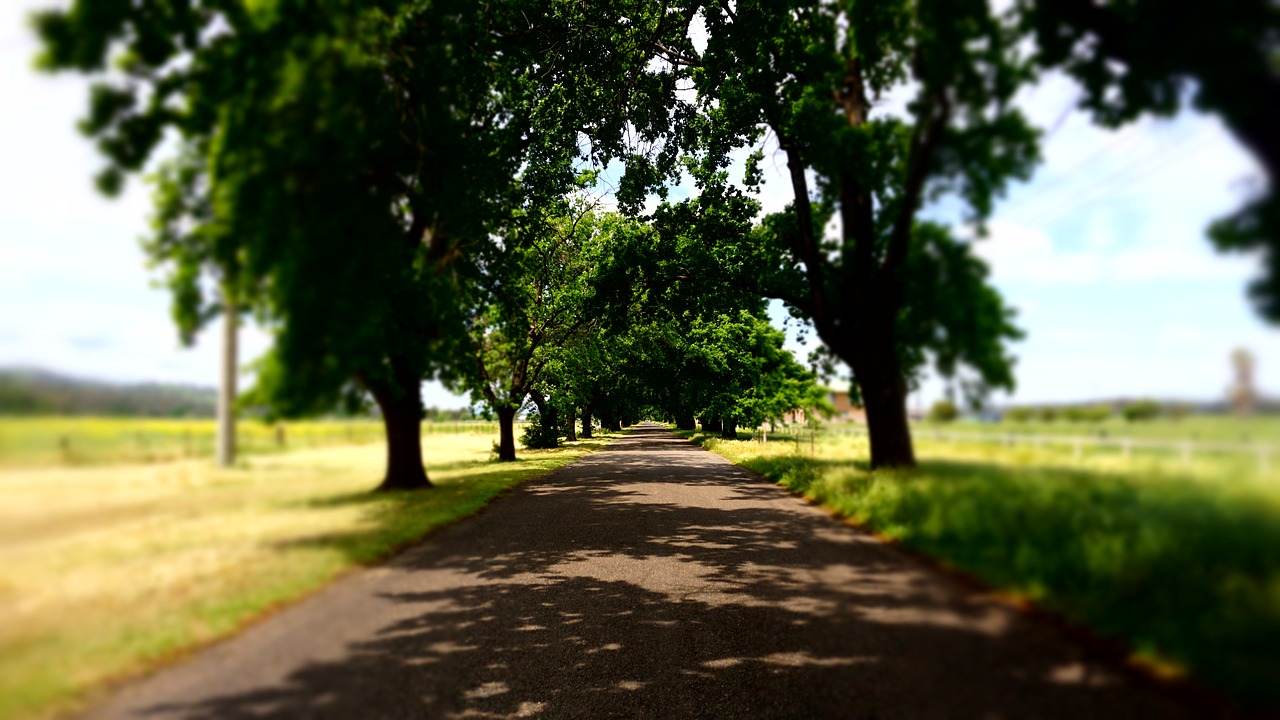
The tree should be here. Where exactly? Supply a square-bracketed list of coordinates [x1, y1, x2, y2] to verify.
[588, 195, 828, 436]
[454, 203, 601, 461]
[1122, 399, 1161, 423]
[1015, 0, 1280, 320]
[1004, 406, 1034, 423]
[35, 0, 608, 489]
[928, 399, 959, 423]
[617, 1, 1032, 467]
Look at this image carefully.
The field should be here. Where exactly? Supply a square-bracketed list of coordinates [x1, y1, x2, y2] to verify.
[0, 417, 504, 468]
[681, 422, 1280, 708]
[0, 429, 606, 720]
[912, 414, 1280, 443]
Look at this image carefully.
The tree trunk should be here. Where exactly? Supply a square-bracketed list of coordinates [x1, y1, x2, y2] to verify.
[580, 407, 594, 438]
[607, 414, 622, 432]
[565, 407, 577, 441]
[856, 360, 916, 469]
[600, 406, 617, 432]
[528, 388, 559, 447]
[370, 379, 430, 491]
[676, 414, 696, 430]
[496, 406, 517, 462]
[721, 419, 738, 440]
[700, 416, 722, 433]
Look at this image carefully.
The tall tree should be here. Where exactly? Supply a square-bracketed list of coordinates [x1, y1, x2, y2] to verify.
[35, 0, 598, 489]
[612, 0, 1034, 467]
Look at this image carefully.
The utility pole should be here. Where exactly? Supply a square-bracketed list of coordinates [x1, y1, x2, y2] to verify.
[216, 290, 237, 467]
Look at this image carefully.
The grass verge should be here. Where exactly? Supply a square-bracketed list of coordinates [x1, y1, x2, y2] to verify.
[0, 432, 608, 720]
[0, 417, 516, 468]
[676, 428, 1280, 709]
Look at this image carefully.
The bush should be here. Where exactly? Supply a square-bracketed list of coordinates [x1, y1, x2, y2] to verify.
[1122, 399, 1161, 422]
[928, 399, 959, 423]
[519, 411, 559, 449]
[1038, 406, 1058, 423]
[1003, 406, 1033, 423]
[1062, 404, 1111, 423]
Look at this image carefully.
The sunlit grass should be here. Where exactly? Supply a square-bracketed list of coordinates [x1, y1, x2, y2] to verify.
[0, 417, 508, 468]
[908, 414, 1280, 443]
[680, 428, 1280, 708]
[0, 432, 606, 720]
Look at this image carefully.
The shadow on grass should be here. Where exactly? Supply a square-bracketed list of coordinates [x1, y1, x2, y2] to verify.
[280, 440, 614, 567]
[692, 434, 1280, 708]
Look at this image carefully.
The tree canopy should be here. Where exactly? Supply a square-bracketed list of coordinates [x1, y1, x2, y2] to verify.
[36, 0, 1276, 482]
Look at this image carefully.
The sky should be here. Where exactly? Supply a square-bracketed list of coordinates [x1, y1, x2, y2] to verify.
[1, 2, 1275, 410]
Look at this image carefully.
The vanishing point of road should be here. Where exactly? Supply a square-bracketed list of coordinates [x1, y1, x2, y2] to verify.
[83, 423, 1192, 719]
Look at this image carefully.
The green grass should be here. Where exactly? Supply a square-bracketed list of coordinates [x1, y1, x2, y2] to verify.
[0, 417, 511, 468]
[906, 414, 1280, 444]
[0, 431, 607, 720]
[678, 428, 1280, 708]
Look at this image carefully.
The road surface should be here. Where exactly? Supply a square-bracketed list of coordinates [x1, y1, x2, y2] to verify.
[83, 423, 1191, 719]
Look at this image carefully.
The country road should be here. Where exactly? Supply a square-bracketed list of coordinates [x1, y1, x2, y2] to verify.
[82, 423, 1191, 719]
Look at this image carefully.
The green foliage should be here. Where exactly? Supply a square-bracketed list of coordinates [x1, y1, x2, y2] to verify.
[608, 0, 1038, 465]
[1062, 404, 1113, 423]
[1123, 399, 1163, 423]
[1004, 406, 1034, 423]
[35, 0, 669, 482]
[519, 411, 560, 450]
[452, 202, 606, 449]
[1037, 405, 1058, 423]
[928, 400, 959, 423]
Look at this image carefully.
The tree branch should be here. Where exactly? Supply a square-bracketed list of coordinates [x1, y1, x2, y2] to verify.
[777, 137, 829, 326]
[881, 89, 950, 314]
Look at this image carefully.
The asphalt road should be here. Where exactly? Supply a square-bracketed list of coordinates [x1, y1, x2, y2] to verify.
[82, 423, 1192, 719]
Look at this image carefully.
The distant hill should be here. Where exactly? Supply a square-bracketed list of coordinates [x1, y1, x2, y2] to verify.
[0, 368, 216, 418]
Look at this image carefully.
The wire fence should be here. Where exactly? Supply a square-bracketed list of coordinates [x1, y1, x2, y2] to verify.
[823, 424, 1278, 474]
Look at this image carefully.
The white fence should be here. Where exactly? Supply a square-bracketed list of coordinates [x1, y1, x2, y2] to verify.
[823, 425, 1278, 473]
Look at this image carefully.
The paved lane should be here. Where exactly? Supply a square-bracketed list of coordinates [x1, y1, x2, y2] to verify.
[83, 423, 1190, 719]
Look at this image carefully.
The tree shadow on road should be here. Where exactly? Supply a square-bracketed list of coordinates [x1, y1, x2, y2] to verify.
[133, 427, 1194, 719]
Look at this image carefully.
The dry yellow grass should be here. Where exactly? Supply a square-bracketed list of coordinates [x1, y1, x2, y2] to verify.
[0, 432, 605, 719]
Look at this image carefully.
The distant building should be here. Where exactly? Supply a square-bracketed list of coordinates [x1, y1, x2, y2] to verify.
[782, 388, 866, 424]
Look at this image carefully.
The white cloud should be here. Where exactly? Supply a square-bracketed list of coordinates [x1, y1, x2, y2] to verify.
[969, 219, 1104, 284]
[1108, 245, 1255, 283]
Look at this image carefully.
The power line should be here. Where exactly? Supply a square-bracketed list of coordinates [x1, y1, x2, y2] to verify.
[998, 125, 1213, 223]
